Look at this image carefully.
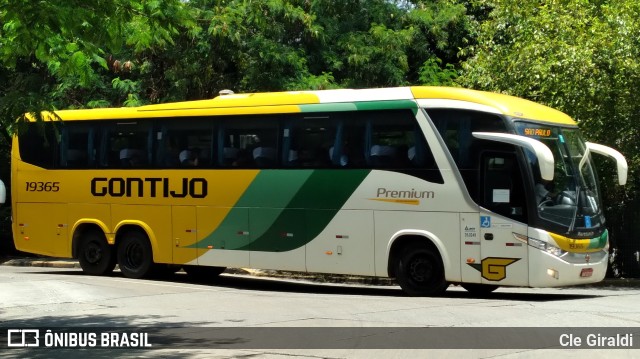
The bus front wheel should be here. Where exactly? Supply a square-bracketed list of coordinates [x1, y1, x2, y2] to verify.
[78, 231, 116, 276]
[395, 244, 448, 296]
[117, 231, 153, 279]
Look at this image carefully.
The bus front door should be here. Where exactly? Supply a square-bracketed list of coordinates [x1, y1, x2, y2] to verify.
[477, 151, 529, 287]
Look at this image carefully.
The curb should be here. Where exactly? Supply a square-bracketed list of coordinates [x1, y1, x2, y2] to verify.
[0, 257, 80, 269]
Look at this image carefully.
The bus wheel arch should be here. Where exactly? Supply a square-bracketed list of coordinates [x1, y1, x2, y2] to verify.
[74, 224, 116, 276]
[388, 234, 449, 296]
[115, 226, 154, 279]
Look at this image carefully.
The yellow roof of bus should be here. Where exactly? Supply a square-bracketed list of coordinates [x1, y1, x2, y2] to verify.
[410, 86, 575, 126]
[38, 86, 576, 126]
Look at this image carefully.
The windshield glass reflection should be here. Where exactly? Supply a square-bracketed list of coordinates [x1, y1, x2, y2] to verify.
[515, 122, 602, 232]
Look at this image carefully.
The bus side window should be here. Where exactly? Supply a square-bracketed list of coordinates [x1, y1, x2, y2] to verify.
[427, 109, 508, 202]
[281, 116, 337, 168]
[18, 122, 60, 169]
[253, 146, 277, 167]
[220, 116, 279, 168]
[162, 118, 215, 169]
[480, 151, 527, 221]
[61, 124, 93, 168]
[98, 122, 151, 169]
[340, 116, 366, 168]
[365, 109, 437, 171]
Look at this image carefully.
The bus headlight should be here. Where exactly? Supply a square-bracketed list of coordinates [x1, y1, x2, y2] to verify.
[545, 244, 566, 257]
[528, 237, 566, 257]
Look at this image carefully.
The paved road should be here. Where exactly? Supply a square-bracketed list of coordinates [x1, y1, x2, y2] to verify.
[1, 265, 639, 358]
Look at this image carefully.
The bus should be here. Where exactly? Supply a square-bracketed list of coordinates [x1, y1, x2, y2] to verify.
[11, 86, 627, 296]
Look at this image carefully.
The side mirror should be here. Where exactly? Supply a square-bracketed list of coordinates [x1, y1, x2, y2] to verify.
[0, 180, 5, 205]
[472, 132, 555, 181]
[585, 142, 628, 185]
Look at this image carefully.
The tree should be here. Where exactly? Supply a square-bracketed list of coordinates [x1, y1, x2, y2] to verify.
[459, 0, 640, 275]
[120, 0, 473, 102]
[0, 0, 196, 252]
[0, 0, 195, 136]
[0, 0, 476, 136]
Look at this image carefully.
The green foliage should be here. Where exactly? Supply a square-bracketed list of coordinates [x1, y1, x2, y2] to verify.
[459, 0, 640, 263]
[1, 0, 471, 114]
[419, 58, 458, 85]
[286, 72, 339, 91]
[174, 0, 471, 93]
[460, 0, 639, 188]
[112, 78, 143, 107]
[1, 0, 120, 87]
[0, 0, 194, 133]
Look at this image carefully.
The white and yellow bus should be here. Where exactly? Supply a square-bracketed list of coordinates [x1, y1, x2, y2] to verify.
[11, 86, 628, 295]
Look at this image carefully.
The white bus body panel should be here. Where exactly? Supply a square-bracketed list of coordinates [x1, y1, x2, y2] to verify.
[460, 212, 482, 283]
[478, 211, 529, 286]
[306, 210, 374, 276]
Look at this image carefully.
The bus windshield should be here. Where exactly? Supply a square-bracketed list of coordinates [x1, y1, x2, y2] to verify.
[515, 122, 603, 234]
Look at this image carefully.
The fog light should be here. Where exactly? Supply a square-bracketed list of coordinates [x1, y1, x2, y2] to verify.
[547, 268, 559, 279]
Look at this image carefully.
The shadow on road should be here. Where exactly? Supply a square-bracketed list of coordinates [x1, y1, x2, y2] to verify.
[23, 267, 604, 302]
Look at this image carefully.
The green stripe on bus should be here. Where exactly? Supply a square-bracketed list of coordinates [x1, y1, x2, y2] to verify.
[588, 229, 608, 249]
[287, 169, 370, 241]
[299, 103, 358, 112]
[355, 100, 418, 114]
[286, 169, 370, 209]
[234, 170, 313, 208]
[196, 169, 370, 252]
[195, 170, 312, 249]
[237, 169, 370, 251]
[299, 100, 417, 114]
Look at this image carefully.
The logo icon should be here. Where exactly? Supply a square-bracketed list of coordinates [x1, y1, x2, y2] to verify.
[7, 329, 40, 347]
[480, 216, 491, 228]
[468, 257, 520, 281]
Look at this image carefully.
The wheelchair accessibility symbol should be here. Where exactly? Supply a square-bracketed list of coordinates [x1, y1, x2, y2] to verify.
[480, 216, 491, 228]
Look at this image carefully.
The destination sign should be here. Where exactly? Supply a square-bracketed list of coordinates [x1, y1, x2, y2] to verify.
[523, 128, 552, 137]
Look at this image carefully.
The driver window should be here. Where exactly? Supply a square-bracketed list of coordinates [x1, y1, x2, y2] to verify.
[480, 151, 527, 221]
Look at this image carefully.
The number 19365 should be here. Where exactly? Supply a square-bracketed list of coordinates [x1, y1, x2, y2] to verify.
[25, 182, 60, 192]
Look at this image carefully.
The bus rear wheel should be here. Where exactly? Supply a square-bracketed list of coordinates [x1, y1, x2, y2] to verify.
[78, 231, 116, 276]
[117, 231, 153, 279]
[395, 244, 448, 296]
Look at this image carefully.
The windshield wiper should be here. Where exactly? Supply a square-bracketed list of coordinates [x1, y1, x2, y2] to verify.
[567, 185, 581, 234]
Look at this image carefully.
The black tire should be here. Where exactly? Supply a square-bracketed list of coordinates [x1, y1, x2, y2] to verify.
[461, 283, 499, 295]
[117, 231, 153, 279]
[77, 231, 116, 276]
[395, 244, 448, 296]
[183, 265, 226, 281]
